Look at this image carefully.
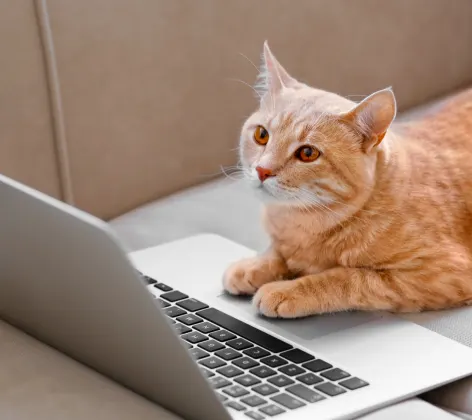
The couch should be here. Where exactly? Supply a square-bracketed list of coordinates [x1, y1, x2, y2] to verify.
[2, 0, 472, 418]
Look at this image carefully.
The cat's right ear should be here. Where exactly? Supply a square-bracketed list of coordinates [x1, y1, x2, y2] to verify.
[343, 88, 397, 153]
[254, 41, 296, 105]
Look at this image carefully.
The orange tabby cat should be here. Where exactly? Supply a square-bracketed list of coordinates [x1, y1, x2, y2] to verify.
[223, 41, 472, 318]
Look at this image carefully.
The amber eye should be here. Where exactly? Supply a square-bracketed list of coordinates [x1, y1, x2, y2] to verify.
[296, 146, 320, 162]
[254, 126, 269, 145]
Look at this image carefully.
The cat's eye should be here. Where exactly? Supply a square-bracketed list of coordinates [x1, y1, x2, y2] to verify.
[254, 126, 269, 145]
[296, 146, 320, 162]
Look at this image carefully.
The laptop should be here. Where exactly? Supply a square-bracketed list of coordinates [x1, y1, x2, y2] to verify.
[1, 173, 472, 420]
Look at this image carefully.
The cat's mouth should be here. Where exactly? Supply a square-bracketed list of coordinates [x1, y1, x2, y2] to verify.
[252, 179, 294, 204]
[246, 168, 293, 202]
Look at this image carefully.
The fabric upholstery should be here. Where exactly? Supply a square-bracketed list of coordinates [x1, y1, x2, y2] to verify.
[2, 0, 472, 218]
[0, 1, 61, 199]
[358, 399, 460, 420]
[48, 0, 472, 219]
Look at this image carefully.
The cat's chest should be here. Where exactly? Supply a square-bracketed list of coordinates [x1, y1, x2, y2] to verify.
[264, 209, 371, 274]
[265, 217, 337, 274]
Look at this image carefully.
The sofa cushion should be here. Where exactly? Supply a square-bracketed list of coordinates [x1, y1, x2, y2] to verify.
[111, 175, 270, 252]
[110, 91, 472, 416]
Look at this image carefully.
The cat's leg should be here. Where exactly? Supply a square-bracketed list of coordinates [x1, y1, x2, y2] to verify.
[254, 267, 472, 318]
[223, 248, 289, 295]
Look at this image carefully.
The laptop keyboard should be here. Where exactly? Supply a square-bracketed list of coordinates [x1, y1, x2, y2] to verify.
[139, 273, 369, 418]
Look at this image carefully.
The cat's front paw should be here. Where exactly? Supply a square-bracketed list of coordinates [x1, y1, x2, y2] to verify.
[223, 257, 277, 295]
[254, 280, 312, 318]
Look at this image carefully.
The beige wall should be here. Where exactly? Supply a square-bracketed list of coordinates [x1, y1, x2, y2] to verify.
[1, 0, 472, 219]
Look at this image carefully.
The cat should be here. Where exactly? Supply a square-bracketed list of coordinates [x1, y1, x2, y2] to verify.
[222, 41, 472, 319]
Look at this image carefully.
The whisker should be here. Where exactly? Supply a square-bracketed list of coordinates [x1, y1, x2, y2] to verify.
[238, 52, 260, 73]
[227, 78, 263, 101]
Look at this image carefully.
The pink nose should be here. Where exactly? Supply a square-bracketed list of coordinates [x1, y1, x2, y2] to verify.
[256, 166, 274, 183]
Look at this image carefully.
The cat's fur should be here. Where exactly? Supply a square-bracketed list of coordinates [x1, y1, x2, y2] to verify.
[222, 41, 472, 318]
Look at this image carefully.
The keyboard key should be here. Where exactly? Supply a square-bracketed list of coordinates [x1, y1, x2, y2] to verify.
[286, 384, 326, 403]
[157, 299, 170, 308]
[244, 347, 270, 359]
[315, 382, 347, 396]
[241, 395, 267, 407]
[227, 338, 253, 351]
[296, 372, 323, 386]
[163, 307, 186, 318]
[182, 331, 208, 344]
[223, 385, 249, 398]
[235, 374, 261, 387]
[200, 368, 215, 378]
[233, 357, 259, 369]
[339, 377, 369, 390]
[216, 365, 244, 378]
[217, 392, 228, 402]
[199, 356, 226, 369]
[189, 348, 209, 360]
[194, 322, 219, 334]
[302, 359, 332, 373]
[252, 383, 278, 396]
[226, 401, 247, 411]
[173, 323, 191, 334]
[209, 330, 236, 342]
[198, 308, 292, 353]
[250, 366, 277, 378]
[198, 340, 225, 352]
[161, 290, 188, 302]
[321, 368, 351, 381]
[259, 404, 286, 416]
[208, 376, 231, 389]
[261, 356, 288, 368]
[279, 364, 305, 377]
[215, 348, 242, 361]
[270, 393, 305, 410]
[177, 298, 208, 312]
[280, 349, 314, 364]
[176, 314, 203, 326]
[154, 283, 172, 292]
[245, 412, 265, 420]
[267, 375, 295, 387]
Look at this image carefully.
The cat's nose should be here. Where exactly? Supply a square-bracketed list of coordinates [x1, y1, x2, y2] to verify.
[255, 166, 275, 183]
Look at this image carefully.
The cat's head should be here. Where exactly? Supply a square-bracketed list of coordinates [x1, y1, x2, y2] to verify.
[239, 41, 396, 215]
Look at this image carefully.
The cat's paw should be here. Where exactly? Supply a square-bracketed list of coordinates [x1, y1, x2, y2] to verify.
[254, 280, 311, 318]
[223, 257, 276, 295]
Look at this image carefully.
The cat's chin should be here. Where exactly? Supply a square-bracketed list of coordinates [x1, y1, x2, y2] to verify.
[247, 177, 297, 205]
[252, 184, 297, 207]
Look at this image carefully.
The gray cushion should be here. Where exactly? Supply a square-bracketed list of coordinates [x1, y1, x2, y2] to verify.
[357, 399, 461, 420]
[111, 176, 270, 253]
[110, 92, 472, 416]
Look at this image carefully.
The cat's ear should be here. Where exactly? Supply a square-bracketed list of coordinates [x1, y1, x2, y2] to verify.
[343, 88, 397, 152]
[255, 41, 296, 103]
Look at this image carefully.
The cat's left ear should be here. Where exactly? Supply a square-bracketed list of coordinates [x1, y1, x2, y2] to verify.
[343, 88, 397, 152]
[255, 41, 297, 103]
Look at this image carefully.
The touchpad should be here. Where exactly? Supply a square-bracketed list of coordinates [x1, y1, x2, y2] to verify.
[217, 293, 383, 341]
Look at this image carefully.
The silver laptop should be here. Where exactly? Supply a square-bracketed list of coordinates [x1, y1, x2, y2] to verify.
[2, 173, 472, 420]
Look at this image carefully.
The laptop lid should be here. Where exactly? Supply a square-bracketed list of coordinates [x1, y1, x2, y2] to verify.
[0, 174, 229, 420]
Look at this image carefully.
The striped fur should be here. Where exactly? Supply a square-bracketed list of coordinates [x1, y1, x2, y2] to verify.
[223, 42, 472, 318]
